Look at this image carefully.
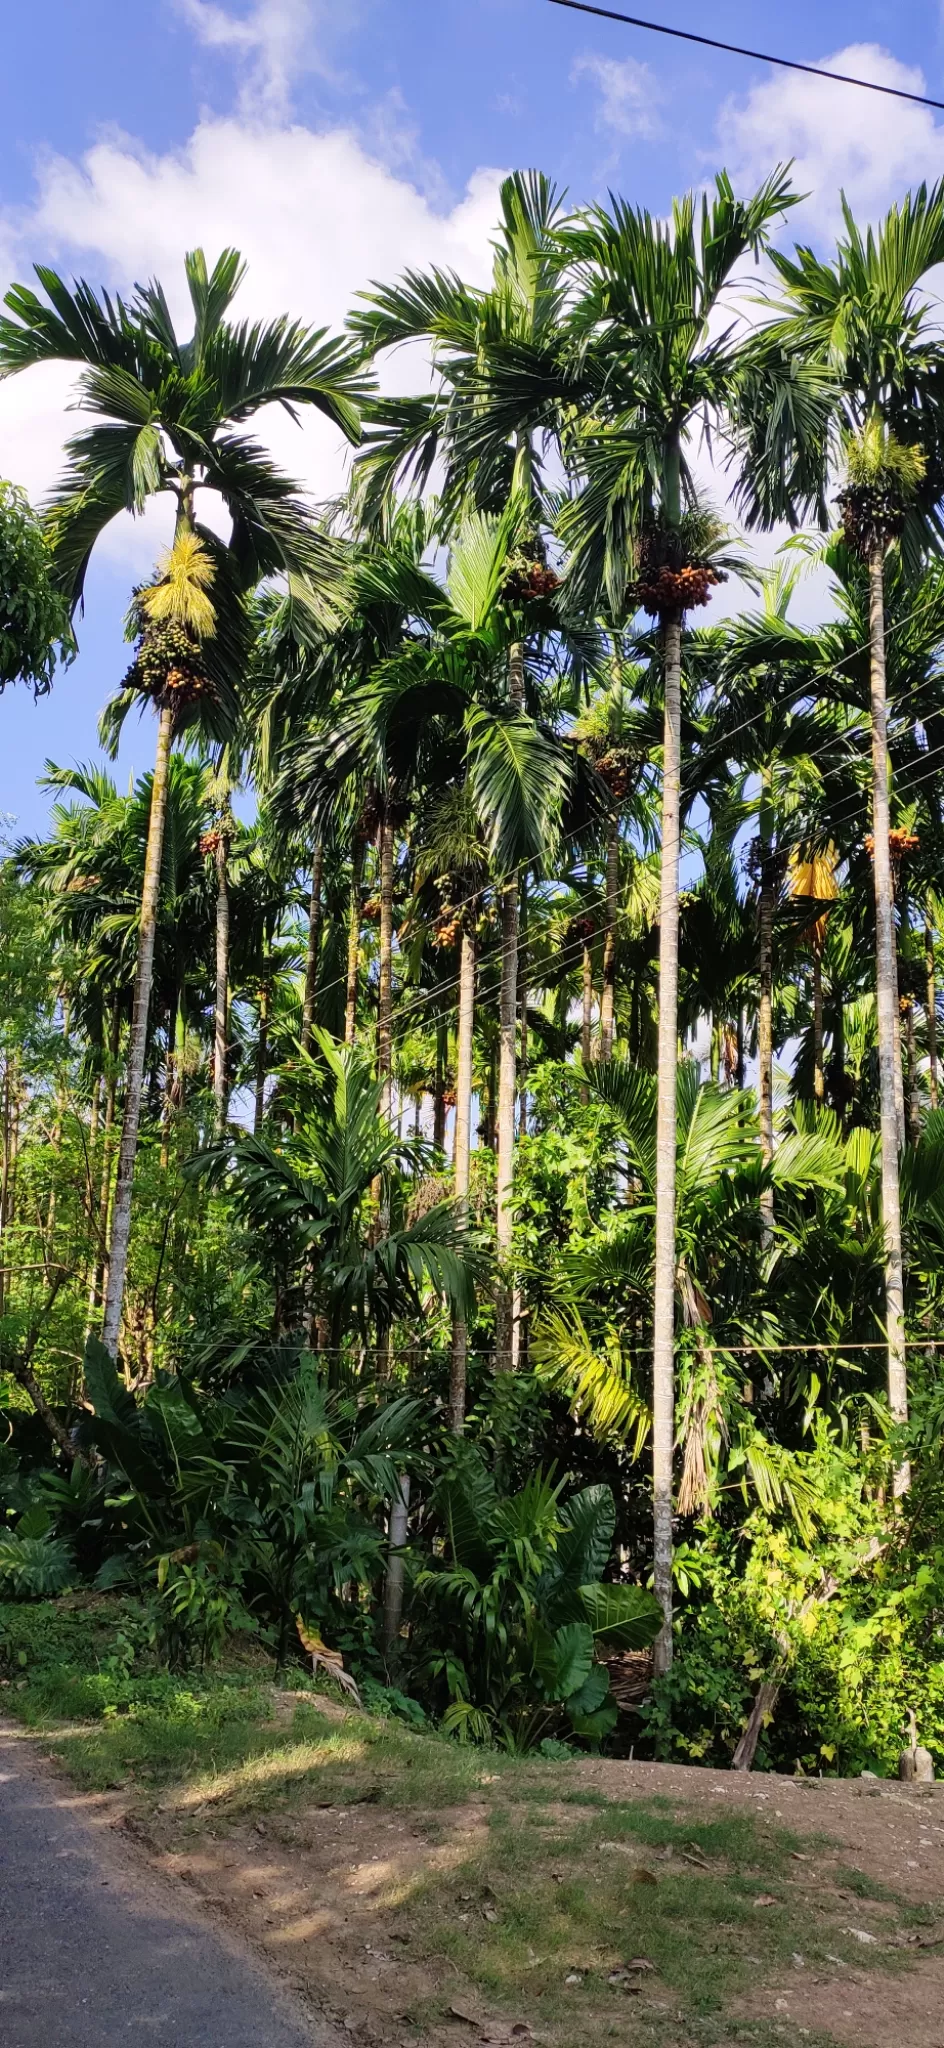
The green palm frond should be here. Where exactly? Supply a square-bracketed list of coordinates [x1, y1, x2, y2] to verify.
[448, 502, 523, 631]
[464, 702, 571, 868]
[532, 1309, 650, 1453]
[578, 1058, 657, 1187]
[0, 267, 140, 375]
[183, 246, 247, 361]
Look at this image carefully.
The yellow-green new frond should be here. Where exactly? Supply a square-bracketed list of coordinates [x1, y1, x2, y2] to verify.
[844, 416, 927, 494]
[141, 532, 217, 638]
[532, 1309, 650, 1456]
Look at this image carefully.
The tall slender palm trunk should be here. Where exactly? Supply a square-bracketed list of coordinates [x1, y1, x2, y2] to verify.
[812, 943, 825, 1105]
[89, 1003, 121, 1320]
[868, 546, 908, 1469]
[581, 943, 593, 1103]
[382, 1474, 411, 1663]
[85, 1078, 102, 1228]
[433, 1028, 447, 1152]
[832, 995, 846, 1126]
[581, 944, 593, 1065]
[891, 895, 906, 1150]
[905, 998, 920, 1144]
[757, 826, 775, 1242]
[0, 1054, 13, 1321]
[300, 838, 324, 1057]
[254, 981, 270, 1135]
[495, 640, 524, 1371]
[600, 815, 620, 1059]
[651, 612, 682, 1675]
[213, 833, 230, 1132]
[345, 834, 365, 1047]
[927, 918, 939, 1112]
[517, 873, 529, 1137]
[80, 1076, 102, 1312]
[102, 701, 174, 1360]
[450, 926, 477, 1433]
[44, 995, 71, 1279]
[377, 815, 395, 1123]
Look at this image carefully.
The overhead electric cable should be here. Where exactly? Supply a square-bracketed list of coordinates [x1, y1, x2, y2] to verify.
[249, 587, 944, 1046]
[546, 0, 944, 113]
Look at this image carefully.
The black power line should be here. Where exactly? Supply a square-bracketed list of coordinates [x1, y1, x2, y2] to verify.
[547, 0, 944, 114]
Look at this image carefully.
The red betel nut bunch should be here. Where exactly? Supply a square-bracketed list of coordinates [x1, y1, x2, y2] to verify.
[634, 563, 722, 614]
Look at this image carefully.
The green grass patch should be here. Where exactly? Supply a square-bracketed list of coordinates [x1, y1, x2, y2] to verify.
[2, 1596, 937, 2048]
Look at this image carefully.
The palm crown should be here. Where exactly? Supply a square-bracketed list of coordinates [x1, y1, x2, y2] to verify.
[0, 247, 371, 605]
[735, 182, 944, 549]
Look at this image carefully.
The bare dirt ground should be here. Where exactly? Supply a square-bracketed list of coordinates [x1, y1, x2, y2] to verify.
[575, 1758, 944, 2047]
[11, 1708, 944, 2048]
[139, 1751, 944, 2047]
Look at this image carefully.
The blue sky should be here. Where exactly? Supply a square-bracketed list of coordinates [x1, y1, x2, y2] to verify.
[3, 0, 944, 835]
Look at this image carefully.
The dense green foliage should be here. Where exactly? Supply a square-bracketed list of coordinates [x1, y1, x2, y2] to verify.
[4, 170, 944, 1777]
[0, 480, 72, 694]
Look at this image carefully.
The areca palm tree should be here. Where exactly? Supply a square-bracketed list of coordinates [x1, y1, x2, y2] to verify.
[17, 754, 217, 1327]
[351, 171, 577, 1371]
[199, 738, 245, 1132]
[547, 170, 797, 1668]
[534, 1060, 841, 1531]
[197, 1032, 475, 1358]
[336, 507, 579, 1414]
[0, 247, 367, 1359]
[572, 653, 651, 1060]
[735, 183, 944, 1458]
[712, 568, 863, 1230]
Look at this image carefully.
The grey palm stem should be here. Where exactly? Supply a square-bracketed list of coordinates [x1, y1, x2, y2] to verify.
[378, 815, 395, 1122]
[382, 1474, 411, 1662]
[300, 839, 324, 1056]
[651, 612, 682, 1673]
[102, 701, 174, 1359]
[449, 925, 477, 1432]
[345, 834, 365, 1047]
[757, 819, 775, 1242]
[600, 815, 619, 1058]
[927, 919, 939, 1110]
[868, 546, 909, 1472]
[213, 830, 230, 1131]
[495, 640, 525, 1371]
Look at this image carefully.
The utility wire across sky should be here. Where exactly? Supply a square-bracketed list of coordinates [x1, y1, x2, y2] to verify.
[547, 0, 944, 114]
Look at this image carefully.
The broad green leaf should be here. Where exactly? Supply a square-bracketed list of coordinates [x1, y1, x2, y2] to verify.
[564, 1663, 610, 1716]
[83, 1335, 136, 1427]
[532, 1620, 594, 1701]
[568, 1697, 619, 1742]
[578, 1582, 663, 1650]
[554, 1485, 616, 1594]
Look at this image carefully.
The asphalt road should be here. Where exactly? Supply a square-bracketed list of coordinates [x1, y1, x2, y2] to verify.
[0, 1725, 336, 2048]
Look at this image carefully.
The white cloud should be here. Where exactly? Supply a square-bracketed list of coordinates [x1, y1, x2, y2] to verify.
[571, 52, 663, 142]
[177, 0, 344, 118]
[0, 118, 503, 573]
[717, 44, 944, 242]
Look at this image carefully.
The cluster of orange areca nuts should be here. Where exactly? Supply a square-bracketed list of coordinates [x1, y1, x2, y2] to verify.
[431, 902, 465, 949]
[633, 562, 723, 614]
[594, 745, 639, 798]
[864, 828, 920, 862]
[500, 559, 560, 605]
